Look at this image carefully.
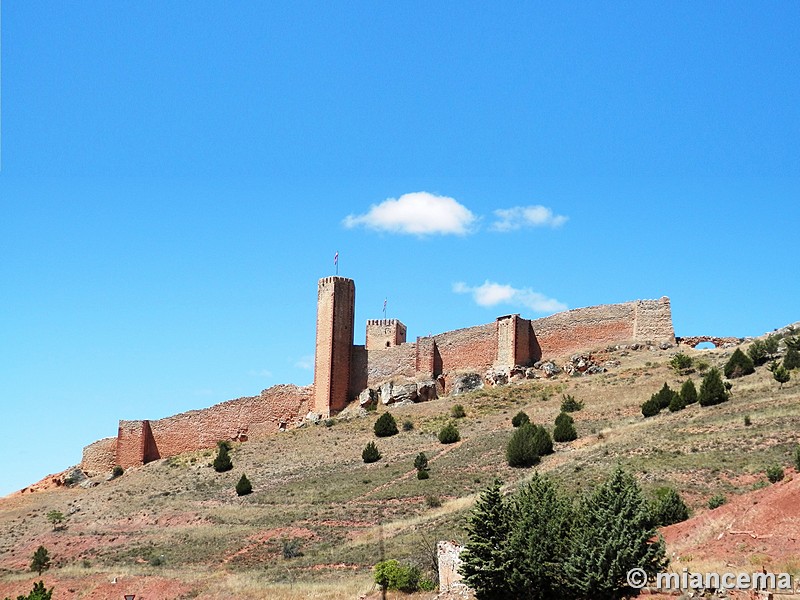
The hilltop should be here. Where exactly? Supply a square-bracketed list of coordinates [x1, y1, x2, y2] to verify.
[2, 328, 800, 599]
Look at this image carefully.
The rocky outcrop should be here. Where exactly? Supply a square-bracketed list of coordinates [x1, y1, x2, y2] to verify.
[451, 373, 484, 395]
[562, 354, 606, 376]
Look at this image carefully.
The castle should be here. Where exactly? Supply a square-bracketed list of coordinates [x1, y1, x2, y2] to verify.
[80, 276, 675, 474]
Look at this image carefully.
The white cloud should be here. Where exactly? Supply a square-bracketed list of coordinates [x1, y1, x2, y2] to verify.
[453, 280, 567, 313]
[294, 355, 314, 371]
[491, 205, 568, 232]
[343, 191, 477, 235]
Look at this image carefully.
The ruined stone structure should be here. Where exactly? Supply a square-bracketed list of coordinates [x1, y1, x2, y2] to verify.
[677, 335, 740, 348]
[81, 276, 675, 471]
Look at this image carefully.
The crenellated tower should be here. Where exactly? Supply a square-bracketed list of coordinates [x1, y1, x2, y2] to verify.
[313, 276, 355, 416]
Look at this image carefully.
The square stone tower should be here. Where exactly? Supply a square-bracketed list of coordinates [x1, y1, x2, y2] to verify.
[313, 276, 355, 416]
[366, 319, 407, 350]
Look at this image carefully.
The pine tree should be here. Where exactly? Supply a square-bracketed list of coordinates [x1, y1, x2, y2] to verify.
[784, 347, 800, 370]
[641, 397, 660, 417]
[374, 412, 399, 437]
[667, 392, 686, 412]
[724, 348, 755, 379]
[747, 340, 769, 366]
[564, 467, 667, 600]
[511, 411, 530, 427]
[213, 440, 233, 472]
[553, 412, 578, 442]
[699, 367, 730, 406]
[438, 422, 460, 444]
[532, 425, 554, 456]
[768, 361, 790, 388]
[653, 383, 679, 410]
[459, 481, 514, 599]
[30, 546, 50, 575]
[679, 379, 698, 405]
[506, 474, 574, 600]
[413, 452, 429, 472]
[7, 581, 53, 600]
[650, 487, 690, 526]
[235, 473, 252, 496]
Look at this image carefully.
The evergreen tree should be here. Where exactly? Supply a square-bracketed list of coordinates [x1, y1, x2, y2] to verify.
[764, 335, 780, 356]
[507, 474, 574, 600]
[699, 367, 730, 406]
[564, 467, 667, 600]
[768, 361, 790, 388]
[5, 581, 53, 600]
[213, 440, 233, 472]
[438, 422, 460, 444]
[374, 412, 399, 437]
[784, 347, 800, 370]
[679, 379, 698, 405]
[532, 424, 554, 456]
[560, 394, 584, 412]
[362, 441, 381, 463]
[235, 473, 252, 496]
[640, 397, 660, 417]
[506, 423, 539, 468]
[553, 412, 578, 442]
[413, 452, 429, 472]
[650, 487, 690, 526]
[30, 546, 50, 575]
[747, 340, 769, 366]
[667, 392, 686, 412]
[724, 348, 755, 379]
[511, 410, 530, 427]
[653, 383, 679, 410]
[459, 481, 514, 600]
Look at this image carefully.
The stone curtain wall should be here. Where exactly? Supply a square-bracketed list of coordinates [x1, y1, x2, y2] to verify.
[80, 437, 117, 476]
[434, 322, 498, 374]
[102, 385, 312, 469]
[364, 343, 417, 387]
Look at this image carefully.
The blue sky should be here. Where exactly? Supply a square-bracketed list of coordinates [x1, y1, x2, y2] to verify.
[1, 1, 798, 496]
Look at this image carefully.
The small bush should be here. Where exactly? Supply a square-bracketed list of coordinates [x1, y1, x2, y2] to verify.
[417, 469, 430, 480]
[425, 494, 441, 508]
[374, 559, 423, 592]
[414, 452, 429, 472]
[670, 352, 694, 374]
[793, 445, 800, 471]
[654, 383, 679, 410]
[668, 392, 686, 413]
[766, 464, 785, 483]
[511, 411, 530, 427]
[438, 423, 460, 444]
[149, 554, 165, 567]
[402, 419, 414, 432]
[213, 441, 233, 473]
[532, 425, 554, 456]
[641, 397, 660, 418]
[362, 441, 381, 463]
[451, 404, 467, 419]
[560, 394, 584, 412]
[374, 412, 399, 437]
[112, 465, 124, 478]
[323, 418, 335, 427]
[708, 493, 726, 509]
[699, 368, 730, 406]
[743, 414, 752, 426]
[651, 487, 690, 526]
[282, 538, 303, 559]
[553, 412, 578, 442]
[680, 379, 698, 405]
[506, 422, 540, 468]
[769, 361, 791, 387]
[724, 348, 755, 379]
[236, 473, 252, 496]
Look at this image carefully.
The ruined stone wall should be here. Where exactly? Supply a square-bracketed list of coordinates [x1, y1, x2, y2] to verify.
[80, 437, 117, 477]
[313, 277, 355, 415]
[530, 298, 673, 358]
[364, 343, 417, 387]
[434, 322, 498, 374]
[109, 385, 312, 468]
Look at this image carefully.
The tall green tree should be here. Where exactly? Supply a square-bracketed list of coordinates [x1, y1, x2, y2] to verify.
[3, 581, 53, 600]
[724, 348, 755, 378]
[507, 474, 574, 600]
[213, 440, 233, 472]
[506, 423, 539, 467]
[699, 367, 730, 406]
[564, 467, 667, 600]
[784, 347, 800, 370]
[768, 361, 791, 388]
[30, 546, 50, 575]
[679, 379, 698, 405]
[459, 481, 514, 599]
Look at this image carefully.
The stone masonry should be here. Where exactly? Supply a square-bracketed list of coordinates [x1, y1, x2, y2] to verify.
[81, 276, 675, 472]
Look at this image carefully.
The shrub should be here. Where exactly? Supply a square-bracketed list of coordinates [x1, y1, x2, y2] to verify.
[511, 411, 530, 427]
[784, 347, 800, 370]
[769, 361, 791, 388]
[668, 392, 686, 413]
[30, 546, 50, 575]
[213, 440, 233, 473]
[560, 394, 584, 412]
[414, 452, 429, 472]
[766, 464, 785, 483]
[765, 335, 780, 356]
[46, 510, 65, 531]
[11, 581, 53, 600]
[402, 419, 414, 432]
[112, 465, 124, 478]
[699, 368, 730, 406]
[724, 348, 755, 379]
[653, 383, 679, 411]
[532, 425, 554, 456]
[708, 493, 726, 509]
[650, 487, 690, 526]
[362, 441, 381, 463]
[747, 340, 769, 366]
[438, 423, 460, 444]
[743, 414, 752, 426]
[553, 412, 578, 442]
[425, 494, 442, 508]
[374, 559, 423, 592]
[641, 397, 660, 418]
[679, 379, 698, 405]
[417, 469, 430, 480]
[236, 473, 252, 496]
[374, 412, 399, 437]
[451, 404, 467, 418]
[506, 423, 540, 468]
[670, 352, 693, 374]
[282, 538, 303, 559]
[794, 445, 800, 471]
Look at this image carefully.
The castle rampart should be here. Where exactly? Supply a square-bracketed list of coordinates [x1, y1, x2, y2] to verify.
[80, 276, 674, 474]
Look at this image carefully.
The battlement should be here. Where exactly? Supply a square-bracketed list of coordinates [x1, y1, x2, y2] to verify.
[318, 276, 354, 286]
[366, 319, 403, 326]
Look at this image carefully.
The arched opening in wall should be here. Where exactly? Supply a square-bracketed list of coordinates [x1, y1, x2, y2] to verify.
[695, 341, 716, 350]
[386, 341, 390, 347]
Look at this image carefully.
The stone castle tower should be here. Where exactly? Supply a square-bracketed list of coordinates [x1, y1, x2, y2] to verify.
[313, 276, 355, 416]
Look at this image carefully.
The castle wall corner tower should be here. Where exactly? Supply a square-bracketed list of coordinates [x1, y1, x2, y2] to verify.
[313, 276, 356, 416]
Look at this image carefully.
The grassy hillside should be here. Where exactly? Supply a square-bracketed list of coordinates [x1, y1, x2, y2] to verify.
[2, 339, 799, 599]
